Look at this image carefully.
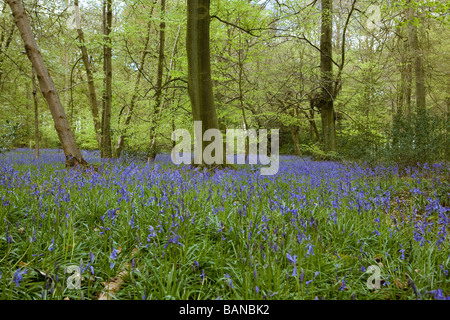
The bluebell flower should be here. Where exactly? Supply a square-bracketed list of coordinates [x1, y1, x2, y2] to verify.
[439, 265, 448, 276]
[48, 238, 55, 251]
[427, 288, 449, 300]
[306, 243, 315, 257]
[224, 273, 233, 289]
[200, 269, 205, 284]
[110, 248, 118, 269]
[286, 253, 297, 264]
[13, 268, 28, 287]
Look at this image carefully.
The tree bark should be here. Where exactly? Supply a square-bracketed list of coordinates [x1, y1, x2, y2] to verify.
[302, 109, 321, 143]
[32, 67, 39, 159]
[7, 0, 86, 167]
[101, 0, 113, 158]
[187, 0, 222, 165]
[319, 0, 337, 152]
[290, 124, 301, 157]
[147, 0, 167, 162]
[73, 0, 102, 150]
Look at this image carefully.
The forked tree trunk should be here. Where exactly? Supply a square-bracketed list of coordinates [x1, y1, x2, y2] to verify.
[186, 0, 222, 165]
[7, 0, 86, 167]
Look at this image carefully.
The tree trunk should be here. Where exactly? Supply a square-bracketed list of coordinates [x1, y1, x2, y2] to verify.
[32, 67, 39, 159]
[290, 125, 301, 157]
[7, 0, 86, 167]
[73, 0, 102, 150]
[237, 47, 250, 160]
[101, 0, 113, 158]
[319, 0, 337, 152]
[302, 109, 321, 143]
[147, 0, 166, 162]
[186, 0, 222, 165]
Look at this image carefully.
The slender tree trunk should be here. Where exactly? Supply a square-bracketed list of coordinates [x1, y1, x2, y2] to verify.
[148, 0, 166, 162]
[101, 0, 113, 158]
[319, 0, 337, 152]
[186, 0, 222, 165]
[32, 67, 39, 159]
[290, 121, 301, 157]
[303, 109, 321, 143]
[237, 48, 250, 160]
[73, 0, 102, 149]
[7, 0, 86, 166]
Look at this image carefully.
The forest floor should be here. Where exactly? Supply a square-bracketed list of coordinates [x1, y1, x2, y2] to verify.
[0, 149, 449, 300]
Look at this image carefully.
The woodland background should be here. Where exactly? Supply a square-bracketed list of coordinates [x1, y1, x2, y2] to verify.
[0, 0, 448, 167]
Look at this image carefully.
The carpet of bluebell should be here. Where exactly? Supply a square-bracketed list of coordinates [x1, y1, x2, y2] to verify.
[0, 149, 448, 300]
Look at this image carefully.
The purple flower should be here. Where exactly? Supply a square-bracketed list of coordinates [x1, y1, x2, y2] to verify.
[224, 273, 233, 289]
[306, 243, 315, 257]
[13, 268, 28, 287]
[110, 248, 118, 269]
[164, 232, 184, 248]
[286, 253, 297, 264]
[439, 265, 448, 276]
[110, 248, 118, 260]
[48, 238, 55, 251]
[200, 269, 205, 282]
[427, 289, 449, 300]
[147, 226, 156, 240]
[89, 251, 95, 263]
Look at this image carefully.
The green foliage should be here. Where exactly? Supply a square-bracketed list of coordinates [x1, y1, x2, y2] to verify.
[387, 109, 445, 169]
[299, 143, 342, 162]
[337, 123, 387, 165]
[0, 121, 28, 152]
